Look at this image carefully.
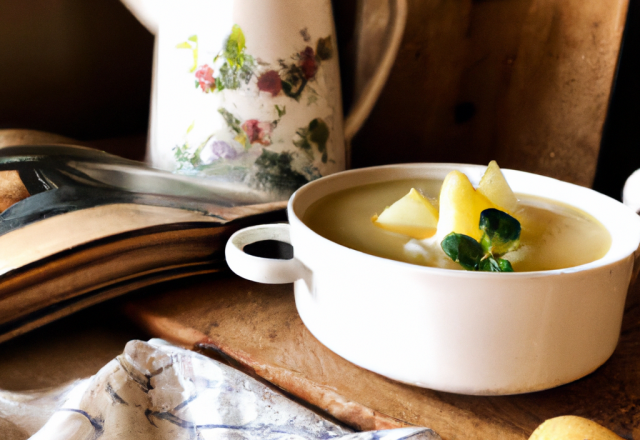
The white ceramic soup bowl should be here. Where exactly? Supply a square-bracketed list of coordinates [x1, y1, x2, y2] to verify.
[225, 163, 640, 395]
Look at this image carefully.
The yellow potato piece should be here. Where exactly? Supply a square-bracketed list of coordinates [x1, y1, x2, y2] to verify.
[372, 188, 438, 239]
[529, 416, 623, 440]
[437, 170, 495, 241]
[477, 160, 518, 214]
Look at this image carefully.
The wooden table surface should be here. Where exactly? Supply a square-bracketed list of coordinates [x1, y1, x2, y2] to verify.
[0, 299, 148, 392]
[120, 272, 640, 440]
[3, 270, 640, 440]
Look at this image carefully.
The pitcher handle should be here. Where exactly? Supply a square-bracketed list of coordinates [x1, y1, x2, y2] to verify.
[343, 0, 408, 148]
[225, 224, 309, 284]
[119, 0, 159, 34]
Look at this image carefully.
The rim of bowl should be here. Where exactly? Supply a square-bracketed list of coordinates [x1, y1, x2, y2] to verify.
[288, 163, 640, 278]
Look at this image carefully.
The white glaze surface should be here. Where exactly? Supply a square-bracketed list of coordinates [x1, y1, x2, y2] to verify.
[227, 163, 640, 394]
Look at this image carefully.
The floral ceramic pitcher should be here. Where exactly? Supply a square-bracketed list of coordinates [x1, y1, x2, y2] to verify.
[121, 0, 406, 203]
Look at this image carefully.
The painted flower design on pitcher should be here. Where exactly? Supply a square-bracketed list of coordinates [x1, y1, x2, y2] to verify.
[172, 25, 334, 196]
[199, 140, 238, 165]
[256, 70, 282, 96]
[194, 65, 215, 92]
[257, 35, 333, 101]
[172, 105, 322, 194]
[177, 25, 255, 93]
[179, 25, 333, 102]
[217, 108, 275, 150]
[294, 118, 330, 163]
[242, 120, 274, 146]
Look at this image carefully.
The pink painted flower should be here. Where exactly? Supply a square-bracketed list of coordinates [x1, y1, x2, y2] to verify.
[195, 65, 215, 92]
[242, 119, 274, 146]
[299, 46, 317, 80]
[257, 70, 282, 96]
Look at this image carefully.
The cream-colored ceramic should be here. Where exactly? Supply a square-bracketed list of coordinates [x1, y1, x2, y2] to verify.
[120, 0, 407, 202]
[624, 169, 640, 214]
[226, 163, 640, 395]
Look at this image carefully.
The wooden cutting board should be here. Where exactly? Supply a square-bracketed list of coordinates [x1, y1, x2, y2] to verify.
[126, 272, 640, 440]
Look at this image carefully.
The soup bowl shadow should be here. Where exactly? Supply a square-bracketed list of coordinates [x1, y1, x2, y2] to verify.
[225, 163, 640, 395]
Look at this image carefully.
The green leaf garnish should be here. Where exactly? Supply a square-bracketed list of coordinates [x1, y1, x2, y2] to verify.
[441, 233, 483, 271]
[479, 208, 521, 256]
[441, 208, 520, 272]
[497, 258, 514, 272]
[478, 256, 514, 272]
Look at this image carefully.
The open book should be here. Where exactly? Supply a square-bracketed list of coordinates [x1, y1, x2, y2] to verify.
[0, 144, 286, 343]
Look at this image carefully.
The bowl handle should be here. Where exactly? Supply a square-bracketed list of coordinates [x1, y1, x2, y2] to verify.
[225, 224, 309, 284]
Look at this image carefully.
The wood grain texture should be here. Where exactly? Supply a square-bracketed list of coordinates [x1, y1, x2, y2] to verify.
[126, 273, 640, 440]
[350, 0, 628, 187]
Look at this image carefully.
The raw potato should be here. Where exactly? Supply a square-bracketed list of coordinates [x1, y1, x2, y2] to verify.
[372, 188, 438, 239]
[477, 160, 518, 214]
[437, 170, 495, 241]
[529, 416, 624, 440]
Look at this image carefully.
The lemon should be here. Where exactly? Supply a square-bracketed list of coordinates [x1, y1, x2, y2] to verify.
[436, 170, 495, 242]
[372, 188, 438, 239]
[477, 160, 518, 214]
[529, 416, 623, 440]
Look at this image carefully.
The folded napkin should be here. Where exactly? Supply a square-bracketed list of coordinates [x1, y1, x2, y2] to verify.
[0, 339, 440, 440]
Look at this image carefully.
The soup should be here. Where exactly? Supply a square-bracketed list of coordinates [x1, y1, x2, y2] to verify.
[302, 179, 612, 272]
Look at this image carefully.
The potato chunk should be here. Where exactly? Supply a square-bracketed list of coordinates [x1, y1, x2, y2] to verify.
[372, 188, 438, 239]
[477, 160, 518, 214]
[436, 170, 495, 242]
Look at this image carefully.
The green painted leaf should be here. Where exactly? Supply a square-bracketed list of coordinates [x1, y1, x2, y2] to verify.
[224, 24, 246, 67]
[293, 136, 312, 152]
[441, 233, 483, 271]
[191, 49, 198, 73]
[281, 78, 307, 101]
[176, 37, 198, 72]
[230, 25, 245, 51]
[218, 108, 242, 135]
[316, 36, 333, 60]
[479, 208, 521, 256]
[281, 81, 293, 96]
[275, 105, 286, 119]
[254, 149, 310, 192]
[308, 118, 329, 153]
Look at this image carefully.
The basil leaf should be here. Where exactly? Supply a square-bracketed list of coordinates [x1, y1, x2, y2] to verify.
[497, 258, 514, 272]
[478, 257, 501, 272]
[477, 256, 514, 272]
[479, 208, 521, 256]
[441, 233, 483, 271]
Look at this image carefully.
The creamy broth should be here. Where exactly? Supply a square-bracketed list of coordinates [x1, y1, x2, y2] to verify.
[302, 179, 612, 272]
